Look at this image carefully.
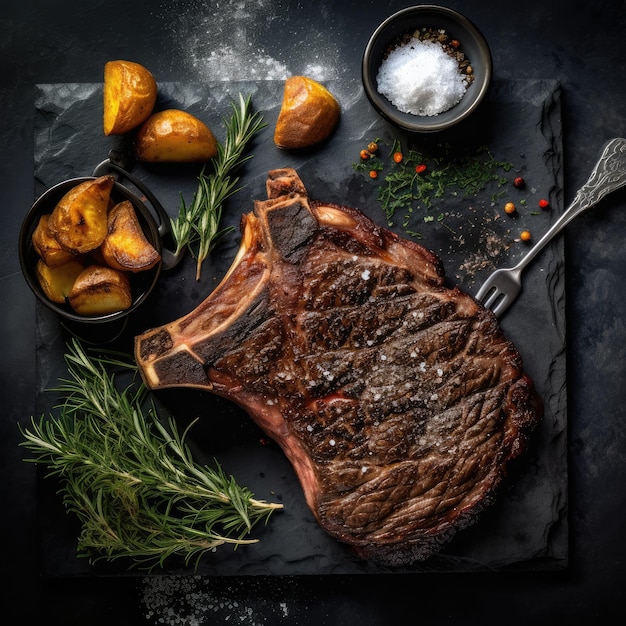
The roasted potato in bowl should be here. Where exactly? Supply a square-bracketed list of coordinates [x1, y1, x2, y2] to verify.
[101, 200, 161, 272]
[68, 265, 133, 315]
[47, 175, 114, 254]
[19, 176, 163, 325]
[36, 258, 85, 304]
[31, 214, 76, 267]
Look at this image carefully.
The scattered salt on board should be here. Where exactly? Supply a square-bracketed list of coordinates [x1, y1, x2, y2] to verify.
[376, 38, 468, 116]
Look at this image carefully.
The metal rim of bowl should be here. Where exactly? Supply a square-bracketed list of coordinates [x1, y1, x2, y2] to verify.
[19, 177, 163, 325]
[361, 5, 493, 133]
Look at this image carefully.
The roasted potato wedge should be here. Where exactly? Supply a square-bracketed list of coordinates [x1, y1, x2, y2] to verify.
[274, 76, 340, 149]
[35, 258, 84, 304]
[103, 60, 158, 136]
[47, 175, 114, 255]
[135, 109, 218, 162]
[68, 265, 132, 315]
[32, 214, 76, 267]
[100, 200, 161, 272]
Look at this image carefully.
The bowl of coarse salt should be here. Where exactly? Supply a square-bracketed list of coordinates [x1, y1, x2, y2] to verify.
[361, 5, 492, 133]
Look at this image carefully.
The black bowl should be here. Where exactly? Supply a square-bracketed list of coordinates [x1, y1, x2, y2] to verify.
[362, 5, 492, 133]
[19, 177, 163, 328]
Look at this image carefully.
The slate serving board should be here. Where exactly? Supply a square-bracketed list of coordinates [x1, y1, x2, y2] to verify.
[32, 78, 567, 576]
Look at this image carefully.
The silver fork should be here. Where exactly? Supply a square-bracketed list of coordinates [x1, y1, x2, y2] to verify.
[475, 137, 626, 317]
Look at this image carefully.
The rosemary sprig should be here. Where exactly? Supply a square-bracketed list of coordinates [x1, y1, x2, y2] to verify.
[19, 339, 282, 571]
[171, 93, 267, 280]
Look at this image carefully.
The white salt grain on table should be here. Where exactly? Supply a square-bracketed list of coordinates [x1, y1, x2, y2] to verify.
[376, 38, 468, 116]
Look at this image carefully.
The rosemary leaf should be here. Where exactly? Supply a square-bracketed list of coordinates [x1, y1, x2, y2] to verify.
[19, 338, 282, 571]
[170, 93, 267, 280]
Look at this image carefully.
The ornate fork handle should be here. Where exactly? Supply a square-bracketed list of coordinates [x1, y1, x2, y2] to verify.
[571, 137, 626, 210]
[513, 138, 626, 275]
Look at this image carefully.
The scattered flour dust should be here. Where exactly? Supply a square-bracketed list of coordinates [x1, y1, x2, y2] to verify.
[141, 576, 294, 625]
[162, 0, 348, 84]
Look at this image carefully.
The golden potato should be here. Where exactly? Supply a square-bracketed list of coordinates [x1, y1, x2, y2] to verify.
[274, 76, 340, 149]
[68, 265, 132, 315]
[100, 200, 161, 272]
[47, 176, 114, 255]
[103, 60, 158, 136]
[35, 258, 84, 304]
[135, 109, 218, 162]
[32, 214, 76, 267]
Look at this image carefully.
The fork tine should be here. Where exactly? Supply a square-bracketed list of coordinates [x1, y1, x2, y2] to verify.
[475, 283, 505, 312]
[489, 295, 509, 317]
[476, 265, 523, 317]
[474, 269, 513, 316]
[474, 282, 493, 303]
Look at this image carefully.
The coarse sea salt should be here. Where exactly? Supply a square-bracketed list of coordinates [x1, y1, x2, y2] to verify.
[376, 38, 468, 116]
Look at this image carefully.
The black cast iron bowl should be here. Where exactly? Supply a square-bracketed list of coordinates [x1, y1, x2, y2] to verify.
[19, 176, 165, 328]
[361, 5, 492, 133]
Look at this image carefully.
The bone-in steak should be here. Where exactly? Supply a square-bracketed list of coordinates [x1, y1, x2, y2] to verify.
[135, 168, 543, 565]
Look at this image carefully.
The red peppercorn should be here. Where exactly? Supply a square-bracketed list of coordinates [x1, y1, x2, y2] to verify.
[539, 198, 550, 209]
[369, 170, 378, 179]
[513, 176, 525, 188]
[416, 164, 427, 174]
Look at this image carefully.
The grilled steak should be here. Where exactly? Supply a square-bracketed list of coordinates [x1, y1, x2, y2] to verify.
[135, 168, 543, 565]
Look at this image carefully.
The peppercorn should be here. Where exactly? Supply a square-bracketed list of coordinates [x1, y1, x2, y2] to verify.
[367, 141, 379, 154]
[416, 164, 427, 174]
[393, 151, 403, 163]
[539, 198, 550, 209]
[504, 202, 516, 215]
[513, 176, 525, 188]
[520, 230, 531, 242]
[369, 170, 378, 179]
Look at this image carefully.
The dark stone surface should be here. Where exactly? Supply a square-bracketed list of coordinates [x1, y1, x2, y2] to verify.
[33, 78, 567, 577]
[2, 0, 624, 623]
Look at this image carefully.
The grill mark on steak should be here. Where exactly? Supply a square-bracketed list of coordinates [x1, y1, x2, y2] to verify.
[135, 168, 543, 565]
